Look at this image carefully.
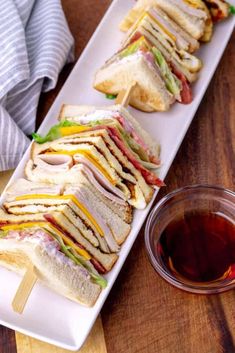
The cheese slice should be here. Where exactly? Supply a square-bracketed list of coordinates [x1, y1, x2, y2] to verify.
[1, 221, 47, 231]
[45, 149, 116, 185]
[182, 0, 201, 9]
[60, 126, 91, 136]
[132, 12, 176, 42]
[14, 194, 105, 237]
[44, 223, 91, 260]
[147, 12, 176, 42]
[1, 221, 91, 260]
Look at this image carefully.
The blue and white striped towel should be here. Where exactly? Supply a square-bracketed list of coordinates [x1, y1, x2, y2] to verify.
[0, 0, 74, 171]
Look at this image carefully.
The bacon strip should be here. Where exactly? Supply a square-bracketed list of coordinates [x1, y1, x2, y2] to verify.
[107, 127, 164, 187]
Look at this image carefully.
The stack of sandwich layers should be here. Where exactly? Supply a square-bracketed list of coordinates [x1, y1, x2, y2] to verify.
[94, 0, 230, 112]
[0, 104, 163, 307]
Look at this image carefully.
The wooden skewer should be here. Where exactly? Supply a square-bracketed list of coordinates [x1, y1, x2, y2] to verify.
[115, 81, 137, 107]
[12, 265, 37, 314]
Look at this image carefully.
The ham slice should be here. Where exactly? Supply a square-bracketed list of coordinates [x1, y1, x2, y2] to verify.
[73, 155, 127, 200]
[35, 154, 73, 172]
[73, 164, 127, 205]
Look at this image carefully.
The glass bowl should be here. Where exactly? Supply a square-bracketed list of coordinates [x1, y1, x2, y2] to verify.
[145, 185, 235, 294]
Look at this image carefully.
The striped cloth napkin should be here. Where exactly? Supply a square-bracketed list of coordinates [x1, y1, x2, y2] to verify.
[0, 0, 74, 171]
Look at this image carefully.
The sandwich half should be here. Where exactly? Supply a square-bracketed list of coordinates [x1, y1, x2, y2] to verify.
[94, 35, 195, 107]
[0, 221, 107, 306]
[122, 11, 202, 86]
[121, 6, 200, 53]
[0, 207, 118, 274]
[120, 0, 212, 41]
[93, 46, 175, 112]
[28, 112, 164, 208]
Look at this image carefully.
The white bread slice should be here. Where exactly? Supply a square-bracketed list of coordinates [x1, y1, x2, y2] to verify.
[0, 208, 45, 223]
[153, 0, 207, 39]
[6, 178, 63, 198]
[119, 0, 155, 31]
[58, 104, 161, 163]
[0, 238, 101, 306]
[94, 54, 174, 112]
[49, 211, 118, 271]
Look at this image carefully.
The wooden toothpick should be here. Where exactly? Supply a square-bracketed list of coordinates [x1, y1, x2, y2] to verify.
[115, 81, 137, 107]
[12, 265, 37, 314]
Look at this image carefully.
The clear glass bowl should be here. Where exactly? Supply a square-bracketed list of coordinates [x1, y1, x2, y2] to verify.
[145, 185, 235, 294]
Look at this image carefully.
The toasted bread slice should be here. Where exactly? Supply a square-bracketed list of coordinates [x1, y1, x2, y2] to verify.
[94, 54, 175, 112]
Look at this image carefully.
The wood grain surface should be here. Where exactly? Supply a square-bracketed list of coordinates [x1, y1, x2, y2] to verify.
[0, 0, 234, 352]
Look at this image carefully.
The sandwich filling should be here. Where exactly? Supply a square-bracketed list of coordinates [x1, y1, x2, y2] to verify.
[0, 223, 107, 287]
[32, 118, 164, 188]
[119, 36, 193, 103]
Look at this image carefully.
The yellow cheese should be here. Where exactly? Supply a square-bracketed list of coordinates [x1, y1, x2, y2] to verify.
[59, 126, 91, 136]
[44, 224, 91, 260]
[45, 149, 116, 185]
[1, 221, 47, 231]
[131, 12, 147, 32]
[147, 12, 176, 42]
[182, 0, 201, 9]
[15, 194, 105, 237]
[1, 222, 91, 260]
[131, 12, 176, 42]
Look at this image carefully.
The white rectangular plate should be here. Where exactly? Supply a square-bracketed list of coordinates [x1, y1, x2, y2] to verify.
[0, 0, 234, 350]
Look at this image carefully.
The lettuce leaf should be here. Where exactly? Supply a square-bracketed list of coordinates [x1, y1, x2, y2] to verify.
[119, 36, 149, 58]
[49, 230, 107, 288]
[152, 47, 181, 100]
[229, 4, 235, 14]
[105, 94, 117, 99]
[32, 120, 101, 144]
[32, 120, 81, 144]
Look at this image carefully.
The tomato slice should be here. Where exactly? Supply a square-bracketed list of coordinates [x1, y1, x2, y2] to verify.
[171, 65, 193, 104]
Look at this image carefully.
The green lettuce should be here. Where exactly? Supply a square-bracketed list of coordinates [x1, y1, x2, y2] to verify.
[32, 120, 81, 144]
[105, 94, 117, 99]
[49, 230, 107, 288]
[229, 5, 235, 14]
[32, 119, 101, 144]
[152, 47, 181, 99]
[119, 37, 149, 58]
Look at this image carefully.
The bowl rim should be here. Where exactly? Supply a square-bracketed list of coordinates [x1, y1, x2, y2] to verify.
[145, 184, 235, 294]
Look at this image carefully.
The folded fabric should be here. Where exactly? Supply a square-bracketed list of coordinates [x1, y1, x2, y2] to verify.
[0, 0, 74, 171]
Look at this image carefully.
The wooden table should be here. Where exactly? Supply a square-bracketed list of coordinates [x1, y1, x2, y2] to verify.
[0, 1, 234, 352]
